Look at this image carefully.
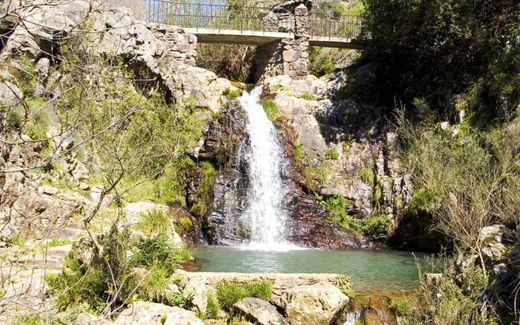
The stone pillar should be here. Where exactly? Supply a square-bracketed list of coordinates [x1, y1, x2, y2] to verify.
[255, 1, 310, 80]
[281, 4, 309, 78]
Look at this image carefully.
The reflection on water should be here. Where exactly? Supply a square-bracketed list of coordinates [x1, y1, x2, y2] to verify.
[193, 246, 434, 292]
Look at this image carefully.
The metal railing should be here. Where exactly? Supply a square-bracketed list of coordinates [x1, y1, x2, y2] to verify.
[309, 16, 362, 39]
[145, 1, 362, 40]
[146, 1, 270, 32]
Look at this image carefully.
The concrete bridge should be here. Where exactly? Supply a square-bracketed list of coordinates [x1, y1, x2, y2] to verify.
[145, 0, 365, 79]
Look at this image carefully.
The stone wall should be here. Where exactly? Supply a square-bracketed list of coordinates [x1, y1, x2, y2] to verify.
[150, 24, 197, 66]
[257, 2, 311, 80]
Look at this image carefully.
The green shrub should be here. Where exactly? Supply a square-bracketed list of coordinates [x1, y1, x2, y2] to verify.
[47, 237, 72, 247]
[216, 280, 272, 310]
[299, 93, 316, 101]
[164, 291, 192, 309]
[131, 234, 185, 273]
[358, 167, 375, 184]
[406, 189, 439, 214]
[6, 106, 24, 128]
[325, 147, 339, 160]
[362, 215, 391, 240]
[205, 293, 220, 319]
[46, 226, 133, 313]
[223, 88, 242, 100]
[262, 100, 280, 121]
[139, 266, 170, 301]
[293, 143, 305, 162]
[138, 210, 170, 236]
[390, 297, 411, 316]
[318, 57, 335, 76]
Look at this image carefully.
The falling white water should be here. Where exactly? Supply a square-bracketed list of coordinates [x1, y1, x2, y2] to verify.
[238, 87, 296, 251]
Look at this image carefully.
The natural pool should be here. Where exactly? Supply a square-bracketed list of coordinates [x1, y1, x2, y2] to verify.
[193, 246, 433, 293]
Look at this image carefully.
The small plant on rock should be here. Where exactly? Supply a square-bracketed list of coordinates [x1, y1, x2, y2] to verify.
[216, 280, 272, 310]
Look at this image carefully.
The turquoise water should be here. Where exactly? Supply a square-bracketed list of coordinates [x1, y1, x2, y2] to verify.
[193, 246, 431, 292]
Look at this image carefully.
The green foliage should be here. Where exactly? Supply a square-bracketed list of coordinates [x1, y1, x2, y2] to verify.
[190, 161, 217, 217]
[138, 210, 170, 237]
[362, 214, 391, 240]
[363, 0, 519, 122]
[407, 189, 439, 214]
[299, 93, 317, 101]
[46, 224, 192, 313]
[408, 264, 492, 324]
[131, 234, 186, 274]
[324, 147, 339, 160]
[163, 291, 192, 309]
[46, 226, 133, 313]
[216, 280, 272, 310]
[390, 297, 411, 316]
[345, 2, 365, 16]
[6, 106, 24, 129]
[205, 293, 220, 319]
[223, 88, 242, 100]
[317, 57, 335, 76]
[47, 237, 72, 247]
[293, 143, 305, 162]
[335, 275, 355, 298]
[358, 167, 375, 184]
[262, 100, 280, 121]
[140, 266, 170, 301]
[15, 315, 44, 325]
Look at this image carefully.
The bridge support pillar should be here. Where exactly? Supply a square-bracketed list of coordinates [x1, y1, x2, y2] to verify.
[255, 3, 310, 81]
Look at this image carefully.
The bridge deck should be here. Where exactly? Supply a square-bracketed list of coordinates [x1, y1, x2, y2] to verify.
[187, 28, 364, 49]
[185, 28, 293, 46]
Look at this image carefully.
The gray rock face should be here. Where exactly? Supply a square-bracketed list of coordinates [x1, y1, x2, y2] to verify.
[234, 298, 289, 325]
[114, 301, 204, 325]
[272, 283, 349, 325]
[479, 225, 508, 262]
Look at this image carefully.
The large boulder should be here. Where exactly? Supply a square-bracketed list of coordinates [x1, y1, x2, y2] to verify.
[272, 283, 349, 325]
[233, 298, 289, 325]
[114, 301, 204, 325]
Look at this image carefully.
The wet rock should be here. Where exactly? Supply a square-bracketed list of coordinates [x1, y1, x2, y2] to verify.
[273, 283, 348, 325]
[233, 298, 289, 325]
[114, 301, 203, 325]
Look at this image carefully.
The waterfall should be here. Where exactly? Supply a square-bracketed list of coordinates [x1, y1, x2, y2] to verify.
[239, 87, 291, 250]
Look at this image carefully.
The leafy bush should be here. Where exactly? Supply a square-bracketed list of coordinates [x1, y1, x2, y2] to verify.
[216, 280, 272, 310]
[407, 264, 492, 324]
[205, 293, 220, 319]
[131, 234, 186, 274]
[46, 226, 134, 313]
[362, 215, 391, 240]
[139, 266, 170, 301]
[293, 143, 305, 162]
[223, 88, 242, 100]
[406, 189, 439, 214]
[390, 297, 411, 316]
[358, 167, 375, 184]
[299, 93, 316, 101]
[325, 147, 339, 160]
[138, 210, 170, 237]
[318, 57, 335, 76]
[163, 291, 192, 309]
[262, 100, 280, 121]
[190, 161, 217, 217]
